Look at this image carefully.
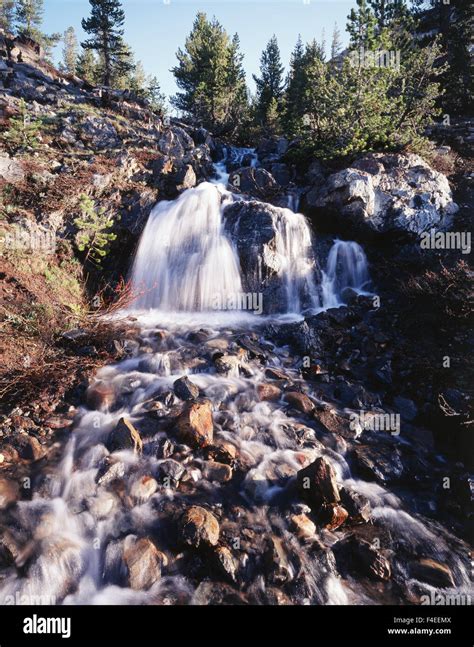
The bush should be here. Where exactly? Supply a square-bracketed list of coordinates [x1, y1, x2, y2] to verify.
[3, 99, 43, 153]
[74, 194, 118, 267]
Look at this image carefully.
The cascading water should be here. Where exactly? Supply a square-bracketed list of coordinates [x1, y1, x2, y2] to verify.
[322, 240, 371, 308]
[2, 146, 470, 610]
[129, 183, 243, 312]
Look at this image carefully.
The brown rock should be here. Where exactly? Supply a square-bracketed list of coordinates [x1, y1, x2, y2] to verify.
[123, 536, 164, 590]
[86, 381, 115, 411]
[290, 513, 316, 539]
[0, 445, 20, 464]
[265, 367, 289, 381]
[214, 545, 238, 581]
[107, 418, 143, 454]
[179, 506, 220, 548]
[257, 383, 282, 402]
[176, 401, 213, 449]
[0, 478, 20, 509]
[130, 475, 158, 502]
[410, 558, 455, 589]
[13, 435, 45, 461]
[283, 391, 315, 414]
[296, 456, 340, 511]
[320, 504, 348, 530]
[201, 460, 233, 483]
[265, 536, 294, 584]
[206, 441, 237, 465]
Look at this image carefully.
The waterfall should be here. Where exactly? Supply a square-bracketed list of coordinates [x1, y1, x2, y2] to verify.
[322, 240, 371, 308]
[129, 182, 243, 311]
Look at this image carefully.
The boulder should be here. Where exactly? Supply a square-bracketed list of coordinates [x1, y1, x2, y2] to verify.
[410, 558, 455, 588]
[257, 383, 282, 402]
[334, 535, 392, 581]
[201, 460, 233, 483]
[106, 418, 143, 454]
[158, 125, 194, 159]
[283, 391, 315, 415]
[0, 478, 20, 509]
[179, 506, 220, 548]
[224, 199, 320, 314]
[228, 166, 279, 200]
[306, 153, 458, 238]
[80, 116, 120, 149]
[265, 536, 294, 584]
[340, 487, 372, 523]
[173, 376, 200, 401]
[296, 457, 340, 511]
[123, 536, 164, 590]
[175, 401, 214, 449]
[130, 475, 158, 502]
[290, 513, 316, 539]
[352, 445, 404, 484]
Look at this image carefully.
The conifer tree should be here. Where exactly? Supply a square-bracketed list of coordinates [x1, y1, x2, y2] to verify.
[77, 47, 98, 84]
[347, 0, 377, 48]
[252, 35, 285, 130]
[172, 13, 248, 133]
[61, 26, 78, 76]
[331, 23, 343, 59]
[15, 0, 43, 37]
[81, 0, 132, 87]
[0, 0, 15, 32]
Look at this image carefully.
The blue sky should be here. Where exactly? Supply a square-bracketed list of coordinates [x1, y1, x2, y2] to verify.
[44, 1, 355, 106]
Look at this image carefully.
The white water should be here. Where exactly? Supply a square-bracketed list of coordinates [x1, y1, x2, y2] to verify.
[4, 148, 469, 609]
[322, 240, 371, 308]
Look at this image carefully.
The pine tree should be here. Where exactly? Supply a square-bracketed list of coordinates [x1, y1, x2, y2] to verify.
[331, 23, 343, 59]
[0, 0, 15, 32]
[368, 0, 406, 30]
[61, 26, 78, 76]
[172, 13, 248, 133]
[77, 47, 98, 84]
[347, 0, 377, 48]
[145, 76, 166, 114]
[283, 36, 306, 136]
[81, 0, 132, 87]
[252, 35, 285, 131]
[15, 0, 43, 37]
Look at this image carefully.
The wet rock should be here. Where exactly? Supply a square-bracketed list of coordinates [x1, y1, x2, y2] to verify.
[191, 581, 247, 605]
[290, 513, 316, 539]
[0, 478, 20, 509]
[12, 434, 45, 461]
[296, 457, 340, 511]
[88, 491, 116, 519]
[130, 475, 158, 502]
[352, 445, 404, 484]
[265, 367, 289, 381]
[96, 457, 126, 486]
[123, 536, 164, 590]
[393, 396, 418, 422]
[157, 459, 186, 487]
[320, 504, 348, 531]
[228, 166, 278, 200]
[174, 163, 196, 192]
[257, 383, 282, 402]
[173, 376, 200, 401]
[86, 381, 115, 411]
[106, 418, 143, 454]
[201, 460, 233, 483]
[340, 487, 372, 524]
[206, 442, 237, 465]
[176, 401, 214, 449]
[265, 536, 294, 584]
[214, 545, 238, 582]
[334, 535, 391, 581]
[0, 445, 20, 464]
[179, 506, 220, 548]
[410, 558, 455, 588]
[0, 529, 23, 566]
[214, 354, 241, 375]
[283, 391, 315, 415]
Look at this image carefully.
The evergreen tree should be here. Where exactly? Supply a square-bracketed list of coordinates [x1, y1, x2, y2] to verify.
[61, 26, 78, 76]
[76, 47, 98, 84]
[347, 0, 377, 48]
[145, 76, 166, 114]
[252, 35, 285, 130]
[283, 36, 306, 135]
[81, 0, 132, 87]
[15, 0, 43, 37]
[0, 0, 15, 32]
[331, 23, 343, 59]
[172, 13, 248, 134]
[368, 0, 406, 29]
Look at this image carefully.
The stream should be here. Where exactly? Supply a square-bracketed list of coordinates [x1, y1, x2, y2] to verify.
[0, 150, 471, 607]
